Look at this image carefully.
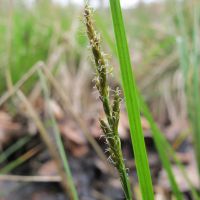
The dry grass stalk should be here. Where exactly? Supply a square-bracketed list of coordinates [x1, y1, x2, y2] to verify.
[16, 90, 76, 199]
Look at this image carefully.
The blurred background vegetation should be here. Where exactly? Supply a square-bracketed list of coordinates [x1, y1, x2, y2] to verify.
[0, 0, 200, 199]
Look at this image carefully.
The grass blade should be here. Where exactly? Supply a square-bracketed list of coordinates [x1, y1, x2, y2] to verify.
[139, 94, 184, 200]
[0, 145, 41, 174]
[109, 1, 154, 199]
[0, 135, 31, 164]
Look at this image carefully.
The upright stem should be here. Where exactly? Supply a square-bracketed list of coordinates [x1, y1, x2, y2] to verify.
[84, 5, 133, 199]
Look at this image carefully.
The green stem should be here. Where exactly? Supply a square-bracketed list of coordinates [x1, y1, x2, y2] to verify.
[119, 160, 132, 200]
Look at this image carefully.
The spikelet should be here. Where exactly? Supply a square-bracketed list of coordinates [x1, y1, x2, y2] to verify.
[84, 4, 132, 199]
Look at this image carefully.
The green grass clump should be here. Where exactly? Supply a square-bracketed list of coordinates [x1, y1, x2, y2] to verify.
[96, 1, 199, 198]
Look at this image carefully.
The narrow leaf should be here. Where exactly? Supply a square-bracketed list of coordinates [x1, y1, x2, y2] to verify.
[109, 1, 154, 199]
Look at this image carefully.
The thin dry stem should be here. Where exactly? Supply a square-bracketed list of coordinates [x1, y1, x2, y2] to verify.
[16, 90, 75, 199]
[0, 175, 61, 182]
[0, 62, 44, 107]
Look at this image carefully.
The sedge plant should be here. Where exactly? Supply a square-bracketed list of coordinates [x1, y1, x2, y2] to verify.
[96, 4, 200, 199]
[84, 5, 132, 200]
[96, 15, 185, 198]
[85, 1, 199, 200]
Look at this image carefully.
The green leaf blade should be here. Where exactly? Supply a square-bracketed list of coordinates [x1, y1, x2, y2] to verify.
[109, 0, 154, 199]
